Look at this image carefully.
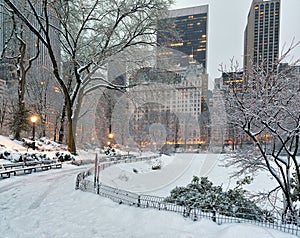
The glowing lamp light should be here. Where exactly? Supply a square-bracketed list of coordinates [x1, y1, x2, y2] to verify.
[30, 115, 38, 123]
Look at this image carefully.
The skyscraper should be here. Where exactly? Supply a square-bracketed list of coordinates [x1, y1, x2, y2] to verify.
[244, 0, 280, 74]
[157, 5, 208, 70]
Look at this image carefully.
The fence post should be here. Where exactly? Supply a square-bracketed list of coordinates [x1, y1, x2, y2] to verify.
[75, 174, 80, 190]
[94, 154, 98, 188]
[193, 209, 198, 221]
[212, 210, 216, 222]
[137, 195, 141, 207]
[97, 183, 100, 195]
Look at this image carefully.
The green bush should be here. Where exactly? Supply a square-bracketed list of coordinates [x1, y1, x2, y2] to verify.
[164, 176, 274, 222]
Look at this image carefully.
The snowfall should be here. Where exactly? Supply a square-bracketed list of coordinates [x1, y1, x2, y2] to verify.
[0, 135, 297, 238]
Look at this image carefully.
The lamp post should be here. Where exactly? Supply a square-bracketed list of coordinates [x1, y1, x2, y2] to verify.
[108, 133, 114, 147]
[30, 115, 38, 150]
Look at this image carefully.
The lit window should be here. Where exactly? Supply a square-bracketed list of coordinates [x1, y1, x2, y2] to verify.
[54, 87, 60, 93]
[202, 34, 206, 38]
[169, 42, 184, 47]
[188, 15, 194, 19]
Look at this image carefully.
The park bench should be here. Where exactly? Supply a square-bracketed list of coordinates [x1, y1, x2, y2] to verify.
[0, 162, 62, 178]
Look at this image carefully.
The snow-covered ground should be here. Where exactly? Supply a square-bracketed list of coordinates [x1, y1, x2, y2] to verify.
[0, 135, 297, 238]
[99, 153, 276, 197]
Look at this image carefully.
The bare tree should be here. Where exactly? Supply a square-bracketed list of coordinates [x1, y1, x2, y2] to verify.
[223, 44, 300, 217]
[3, 0, 173, 154]
[0, 95, 8, 133]
[0, 6, 40, 140]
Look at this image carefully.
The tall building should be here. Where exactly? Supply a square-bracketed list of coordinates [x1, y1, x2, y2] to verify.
[222, 71, 244, 92]
[0, 0, 61, 139]
[125, 63, 209, 151]
[0, 1, 61, 87]
[244, 0, 280, 74]
[157, 5, 208, 70]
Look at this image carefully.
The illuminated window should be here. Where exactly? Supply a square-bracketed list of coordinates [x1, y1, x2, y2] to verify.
[169, 42, 184, 47]
[255, 5, 259, 10]
[202, 34, 206, 38]
[54, 87, 60, 93]
[187, 23, 194, 27]
[188, 15, 194, 19]
[159, 51, 173, 55]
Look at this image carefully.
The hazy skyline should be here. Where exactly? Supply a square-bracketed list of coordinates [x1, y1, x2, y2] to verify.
[172, 0, 300, 87]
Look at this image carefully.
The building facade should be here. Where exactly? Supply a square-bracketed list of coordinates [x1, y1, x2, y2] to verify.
[157, 5, 208, 70]
[126, 63, 209, 151]
[244, 0, 280, 75]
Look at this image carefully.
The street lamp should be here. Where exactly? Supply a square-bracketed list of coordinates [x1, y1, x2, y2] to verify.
[30, 115, 38, 150]
[107, 133, 114, 147]
[108, 133, 114, 139]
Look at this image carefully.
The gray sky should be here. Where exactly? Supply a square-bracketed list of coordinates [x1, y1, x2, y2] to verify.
[172, 0, 300, 87]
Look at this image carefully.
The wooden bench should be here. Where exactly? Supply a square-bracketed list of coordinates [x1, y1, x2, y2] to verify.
[0, 162, 62, 178]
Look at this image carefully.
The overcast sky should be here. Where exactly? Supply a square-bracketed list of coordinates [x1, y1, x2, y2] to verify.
[172, 0, 300, 87]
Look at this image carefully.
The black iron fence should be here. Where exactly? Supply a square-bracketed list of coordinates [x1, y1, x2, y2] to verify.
[75, 155, 300, 236]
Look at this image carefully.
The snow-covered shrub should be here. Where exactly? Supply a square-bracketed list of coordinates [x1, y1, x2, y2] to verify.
[0, 148, 52, 163]
[152, 159, 161, 170]
[22, 137, 67, 151]
[55, 152, 75, 162]
[0, 149, 21, 162]
[165, 176, 273, 222]
[104, 147, 117, 156]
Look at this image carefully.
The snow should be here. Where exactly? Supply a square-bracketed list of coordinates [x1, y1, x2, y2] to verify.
[0, 136, 297, 238]
[0, 135, 26, 151]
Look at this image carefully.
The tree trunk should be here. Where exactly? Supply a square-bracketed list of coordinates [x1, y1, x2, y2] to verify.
[67, 116, 77, 155]
[72, 89, 84, 145]
[15, 44, 27, 140]
[58, 104, 66, 143]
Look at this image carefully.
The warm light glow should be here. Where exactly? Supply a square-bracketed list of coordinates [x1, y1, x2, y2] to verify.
[108, 133, 114, 139]
[199, 140, 205, 145]
[169, 42, 184, 47]
[54, 86, 60, 93]
[30, 115, 38, 123]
